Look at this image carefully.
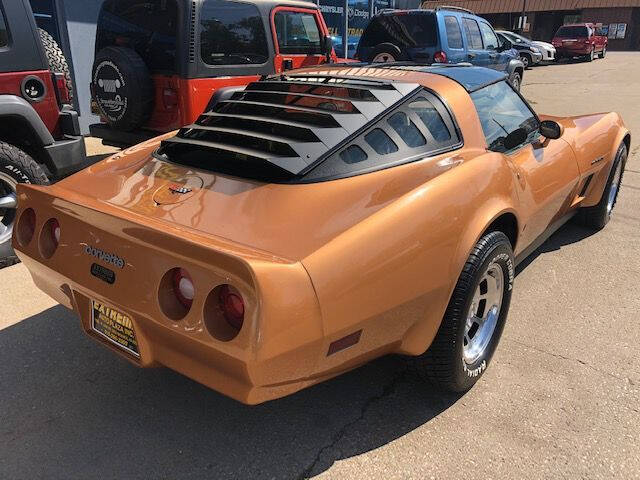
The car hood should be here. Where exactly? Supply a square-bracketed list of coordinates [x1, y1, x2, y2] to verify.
[532, 41, 554, 49]
[54, 135, 468, 261]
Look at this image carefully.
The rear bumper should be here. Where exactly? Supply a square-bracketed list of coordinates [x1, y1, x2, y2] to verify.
[555, 46, 592, 56]
[89, 123, 157, 149]
[45, 134, 88, 179]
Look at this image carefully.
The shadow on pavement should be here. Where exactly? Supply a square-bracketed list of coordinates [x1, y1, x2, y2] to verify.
[516, 220, 597, 275]
[0, 305, 461, 479]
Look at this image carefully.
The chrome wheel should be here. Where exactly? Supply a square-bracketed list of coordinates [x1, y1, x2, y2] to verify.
[607, 160, 623, 215]
[0, 172, 18, 246]
[372, 52, 395, 63]
[463, 262, 504, 365]
[521, 54, 529, 68]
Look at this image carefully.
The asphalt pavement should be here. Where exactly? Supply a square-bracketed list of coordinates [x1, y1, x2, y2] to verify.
[1, 53, 639, 479]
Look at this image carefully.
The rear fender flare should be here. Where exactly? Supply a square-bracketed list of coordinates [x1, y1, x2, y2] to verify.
[0, 95, 55, 147]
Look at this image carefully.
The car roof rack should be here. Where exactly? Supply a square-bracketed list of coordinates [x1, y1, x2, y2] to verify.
[433, 5, 475, 14]
[160, 74, 421, 177]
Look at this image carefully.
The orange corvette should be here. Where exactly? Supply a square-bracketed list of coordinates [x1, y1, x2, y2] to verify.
[12, 65, 629, 404]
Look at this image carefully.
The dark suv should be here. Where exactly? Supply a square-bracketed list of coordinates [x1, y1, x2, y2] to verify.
[0, 0, 87, 266]
[90, 0, 337, 148]
[355, 6, 524, 90]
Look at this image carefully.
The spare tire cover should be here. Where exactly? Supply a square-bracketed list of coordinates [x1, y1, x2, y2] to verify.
[91, 46, 153, 131]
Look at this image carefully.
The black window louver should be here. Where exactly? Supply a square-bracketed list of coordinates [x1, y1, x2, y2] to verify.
[160, 74, 421, 178]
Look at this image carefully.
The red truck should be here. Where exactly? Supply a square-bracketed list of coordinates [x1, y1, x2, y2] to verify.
[552, 23, 607, 62]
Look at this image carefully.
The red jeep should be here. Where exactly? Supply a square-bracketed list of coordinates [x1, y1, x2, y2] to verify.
[1, 0, 86, 266]
[90, 0, 337, 147]
[552, 23, 607, 62]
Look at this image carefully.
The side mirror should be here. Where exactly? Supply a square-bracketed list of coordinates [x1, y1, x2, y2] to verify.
[322, 36, 333, 63]
[539, 120, 563, 139]
[499, 39, 512, 51]
[503, 127, 527, 150]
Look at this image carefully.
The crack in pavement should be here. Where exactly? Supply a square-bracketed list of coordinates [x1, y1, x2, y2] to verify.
[508, 338, 637, 386]
[297, 366, 408, 479]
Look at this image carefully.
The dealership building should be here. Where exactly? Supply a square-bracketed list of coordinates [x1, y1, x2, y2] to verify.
[421, 0, 640, 50]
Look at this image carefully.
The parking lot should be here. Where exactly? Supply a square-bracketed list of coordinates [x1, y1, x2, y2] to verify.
[1, 52, 639, 479]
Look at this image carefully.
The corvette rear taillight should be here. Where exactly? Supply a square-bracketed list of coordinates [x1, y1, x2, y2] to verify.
[39, 218, 60, 258]
[219, 284, 244, 330]
[172, 268, 194, 309]
[16, 208, 36, 246]
[434, 51, 447, 63]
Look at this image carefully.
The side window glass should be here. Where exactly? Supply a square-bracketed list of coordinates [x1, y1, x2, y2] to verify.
[387, 112, 425, 148]
[409, 98, 451, 142]
[274, 11, 321, 55]
[479, 22, 499, 50]
[365, 128, 398, 155]
[462, 18, 483, 50]
[200, 0, 268, 65]
[340, 145, 367, 164]
[444, 16, 463, 49]
[470, 81, 539, 152]
[0, 5, 8, 48]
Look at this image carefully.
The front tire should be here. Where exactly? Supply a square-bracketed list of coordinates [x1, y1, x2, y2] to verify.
[586, 47, 595, 62]
[599, 47, 607, 58]
[0, 142, 50, 268]
[579, 142, 627, 230]
[520, 53, 531, 69]
[409, 231, 514, 392]
[509, 71, 522, 91]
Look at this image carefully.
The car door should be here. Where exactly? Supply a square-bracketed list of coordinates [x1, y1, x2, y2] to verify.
[441, 14, 466, 63]
[478, 20, 504, 71]
[271, 7, 330, 73]
[461, 17, 489, 67]
[470, 81, 581, 249]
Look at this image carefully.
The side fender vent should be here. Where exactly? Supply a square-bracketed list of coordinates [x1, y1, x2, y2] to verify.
[579, 173, 594, 197]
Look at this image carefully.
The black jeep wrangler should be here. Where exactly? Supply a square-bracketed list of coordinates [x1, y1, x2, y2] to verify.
[0, 0, 87, 266]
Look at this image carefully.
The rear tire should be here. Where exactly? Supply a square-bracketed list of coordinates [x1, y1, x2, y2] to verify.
[0, 142, 50, 268]
[520, 53, 531, 69]
[579, 142, 627, 230]
[368, 43, 403, 63]
[409, 231, 514, 392]
[586, 47, 595, 62]
[38, 28, 74, 102]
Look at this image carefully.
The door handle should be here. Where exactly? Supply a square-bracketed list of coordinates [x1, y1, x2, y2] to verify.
[489, 53, 497, 59]
[468, 53, 476, 59]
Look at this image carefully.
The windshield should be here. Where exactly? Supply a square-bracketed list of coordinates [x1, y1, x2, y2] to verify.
[556, 26, 588, 38]
[200, 0, 269, 65]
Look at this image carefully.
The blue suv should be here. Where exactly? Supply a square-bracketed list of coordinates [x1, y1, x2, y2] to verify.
[355, 6, 525, 89]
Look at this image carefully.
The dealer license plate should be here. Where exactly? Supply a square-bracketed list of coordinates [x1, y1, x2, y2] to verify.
[91, 299, 139, 357]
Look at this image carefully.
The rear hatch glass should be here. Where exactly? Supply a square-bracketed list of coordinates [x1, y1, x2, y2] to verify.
[556, 26, 588, 38]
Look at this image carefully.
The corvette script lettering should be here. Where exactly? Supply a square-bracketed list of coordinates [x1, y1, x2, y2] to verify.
[83, 245, 125, 269]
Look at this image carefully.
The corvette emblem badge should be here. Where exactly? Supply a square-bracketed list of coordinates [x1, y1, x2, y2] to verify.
[169, 184, 192, 194]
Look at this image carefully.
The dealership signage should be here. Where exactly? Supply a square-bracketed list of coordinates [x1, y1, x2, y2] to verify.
[320, 0, 393, 53]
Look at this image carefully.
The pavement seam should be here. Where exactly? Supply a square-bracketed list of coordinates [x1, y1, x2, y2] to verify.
[296, 366, 408, 479]
[507, 338, 637, 386]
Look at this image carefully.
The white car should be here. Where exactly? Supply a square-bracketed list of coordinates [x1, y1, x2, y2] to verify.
[531, 40, 556, 61]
